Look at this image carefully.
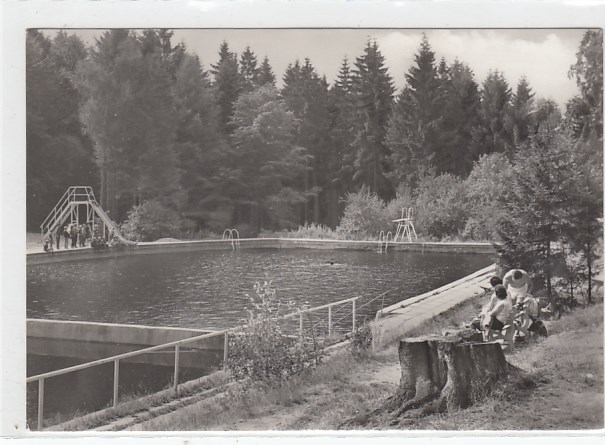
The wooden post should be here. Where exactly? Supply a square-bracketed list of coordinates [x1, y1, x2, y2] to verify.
[174, 345, 180, 396]
[223, 332, 229, 370]
[37, 378, 44, 430]
[113, 359, 120, 408]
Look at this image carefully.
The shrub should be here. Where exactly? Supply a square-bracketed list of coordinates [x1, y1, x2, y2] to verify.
[413, 173, 469, 238]
[120, 199, 184, 242]
[226, 281, 324, 382]
[463, 153, 514, 240]
[351, 320, 373, 355]
[260, 223, 344, 240]
[337, 185, 391, 238]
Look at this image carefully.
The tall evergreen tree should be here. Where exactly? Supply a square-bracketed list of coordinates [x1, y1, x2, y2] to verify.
[437, 60, 481, 176]
[495, 129, 578, 298]
[509, 76, 536, 145]
[138, 29, 186, 80]
[472, 70, 514, 158]
[282, 58, 331, 224]
[211, 41, 242, 134]
[325, 57, 356, 226]
[173, 54, 231, 229]
[239, 46, 260, 93]
[387, 35, 445, 187]
[350, 40, 395, 199]
[257, 56, 276, 87]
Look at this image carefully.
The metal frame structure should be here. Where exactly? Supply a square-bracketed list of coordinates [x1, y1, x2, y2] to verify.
[40, 186, 126, 243]
[393, 207, 418, 242]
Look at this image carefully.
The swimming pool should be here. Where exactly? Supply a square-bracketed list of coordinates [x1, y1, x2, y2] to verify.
[27, 248, 493, 329]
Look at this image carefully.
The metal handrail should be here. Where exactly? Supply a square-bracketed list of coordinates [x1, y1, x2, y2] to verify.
[222, 229, 240, 250]
[27, 295, 359, 429]
[26, 330, 225, 384]
[40, 187, 100, 239]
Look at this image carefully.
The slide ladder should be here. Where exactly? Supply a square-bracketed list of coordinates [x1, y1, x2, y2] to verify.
[40, 186, 130, 244]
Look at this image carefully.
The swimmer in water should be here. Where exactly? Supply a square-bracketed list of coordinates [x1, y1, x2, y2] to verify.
[327, 259, 335, 265]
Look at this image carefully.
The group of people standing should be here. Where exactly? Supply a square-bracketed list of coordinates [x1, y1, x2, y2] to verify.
[46, 223, 93, 251]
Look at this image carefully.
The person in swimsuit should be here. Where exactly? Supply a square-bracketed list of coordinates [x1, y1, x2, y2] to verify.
[502, 269, 533, 306]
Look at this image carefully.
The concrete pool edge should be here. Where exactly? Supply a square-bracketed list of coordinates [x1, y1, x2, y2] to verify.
[27, 237, 495, 265]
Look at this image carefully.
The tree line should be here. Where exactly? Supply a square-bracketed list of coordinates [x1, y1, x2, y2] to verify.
[26, 29, 602, 242]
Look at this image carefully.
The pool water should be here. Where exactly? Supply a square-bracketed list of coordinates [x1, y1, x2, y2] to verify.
[27, 248, 493, 330]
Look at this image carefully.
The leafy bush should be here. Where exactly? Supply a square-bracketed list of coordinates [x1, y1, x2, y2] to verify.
[337, 186, 391, 238]
[120, 199, 184, 242]
[463, 153, 514, 240]
[226, 281, 324, 382]
[350, 320, 373, 355]
[413, 173, 469, 238]
[260, 222, 345, 240]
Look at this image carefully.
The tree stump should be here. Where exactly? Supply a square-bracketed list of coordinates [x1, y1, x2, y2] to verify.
[385, 337, 510, 418]
[340, 336, 512, 428]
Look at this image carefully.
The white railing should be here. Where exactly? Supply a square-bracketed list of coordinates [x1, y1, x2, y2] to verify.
[377, 231, 393, 253]
[222, 229, 241, 250]
[27, 296, 359, 430]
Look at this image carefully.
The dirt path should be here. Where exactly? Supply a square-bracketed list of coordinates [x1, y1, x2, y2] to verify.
[230, 361, 402, 431]
[129, 353, 402, 431]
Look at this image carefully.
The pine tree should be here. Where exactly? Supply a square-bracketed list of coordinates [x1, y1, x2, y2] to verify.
[239, 46, 260, 93]
[326, 57, 356, 226]
[472, 70, 514, 158]
[173, 53, 231, 229]
[495, 129, 579, 298]
[439, 60, 481, 176]
[282, 58, 332, 224]
[257, 56, 276, 87]
[350, 40, 395, 199]
[510, 76, 536, 145]
[387, 35, 445, 187]
[211, 41, 242, 134]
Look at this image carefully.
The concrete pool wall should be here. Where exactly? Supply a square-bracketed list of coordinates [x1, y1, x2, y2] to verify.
[27, 237, 495, 266]
[27, 319, 224, 367]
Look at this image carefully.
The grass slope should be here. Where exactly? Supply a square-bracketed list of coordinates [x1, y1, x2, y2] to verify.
[132, 298, 603, 431]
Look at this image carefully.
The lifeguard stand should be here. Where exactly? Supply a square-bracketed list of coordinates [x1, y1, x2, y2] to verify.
[393, 208, 418, 242]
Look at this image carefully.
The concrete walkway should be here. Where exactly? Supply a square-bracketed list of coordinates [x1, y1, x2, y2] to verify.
[372, 264, 496, 347]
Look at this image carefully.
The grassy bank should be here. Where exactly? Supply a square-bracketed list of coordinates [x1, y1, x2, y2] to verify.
[130, 297, 603, 431]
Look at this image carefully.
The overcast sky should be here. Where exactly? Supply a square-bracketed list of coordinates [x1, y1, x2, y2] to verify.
[68, 28, 589, 109]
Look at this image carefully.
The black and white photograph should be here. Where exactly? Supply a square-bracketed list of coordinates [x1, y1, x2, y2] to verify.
[2, 0, 605, 441]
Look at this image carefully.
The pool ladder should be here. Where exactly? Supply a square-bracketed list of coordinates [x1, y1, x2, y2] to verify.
[222, 229, 241, 250]
[377, 231, 393, 253]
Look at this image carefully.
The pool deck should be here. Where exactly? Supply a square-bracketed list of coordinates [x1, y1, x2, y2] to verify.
[372, 263, 497, 348]
[26, 237, 495, 265]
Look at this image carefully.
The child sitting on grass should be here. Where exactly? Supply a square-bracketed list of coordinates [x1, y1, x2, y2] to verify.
[484, 285, 513, 331]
